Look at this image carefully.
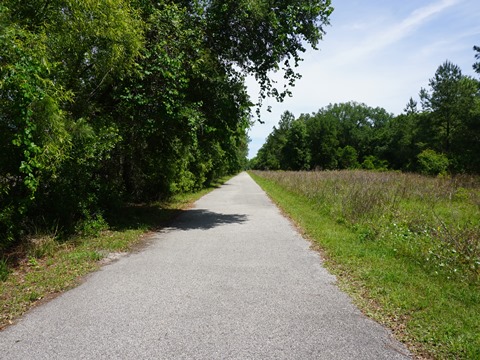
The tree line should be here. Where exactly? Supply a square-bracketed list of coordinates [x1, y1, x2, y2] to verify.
[0, 0, 333, 250]
[251, 53, 480, 175]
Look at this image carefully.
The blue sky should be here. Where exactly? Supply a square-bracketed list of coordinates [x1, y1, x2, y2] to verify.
[246, 0, 480, 158]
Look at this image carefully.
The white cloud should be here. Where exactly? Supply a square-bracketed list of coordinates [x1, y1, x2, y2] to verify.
[328, 0, 460, 66]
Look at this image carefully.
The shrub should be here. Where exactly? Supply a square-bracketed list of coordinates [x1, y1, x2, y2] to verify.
[361, 155, 389, 171]
[75, 213, 109, 237]
[417, 149, 449, 176]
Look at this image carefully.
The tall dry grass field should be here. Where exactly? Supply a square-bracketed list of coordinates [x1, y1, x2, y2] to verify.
[251, 170, 480, 359]
[254, 170, 480, 282]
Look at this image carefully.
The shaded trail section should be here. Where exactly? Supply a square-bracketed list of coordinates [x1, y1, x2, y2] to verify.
[0, 172, 410, 359]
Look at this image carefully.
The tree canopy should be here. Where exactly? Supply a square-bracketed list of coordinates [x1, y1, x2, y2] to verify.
[252, 55, 480, 175]
[0, 0, 333, 250]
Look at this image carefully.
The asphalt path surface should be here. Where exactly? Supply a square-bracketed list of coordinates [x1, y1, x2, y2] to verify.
[0, 172, 411, 359]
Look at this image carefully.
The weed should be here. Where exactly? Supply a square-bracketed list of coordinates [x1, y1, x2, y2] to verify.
[0, 258, 9, 281]
[27, 291, 41, 302]
[27, 235, 58, 259]
[353, 224, 378, 242]
[66, 251, 103, 263]
[27, 256, 39, 267]
[75, 213, 109, 237]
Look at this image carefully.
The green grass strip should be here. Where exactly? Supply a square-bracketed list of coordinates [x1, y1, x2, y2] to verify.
[249, 171, 480, 360]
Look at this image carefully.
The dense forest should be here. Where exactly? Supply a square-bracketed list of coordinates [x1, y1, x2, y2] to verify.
[0, 0, 333, 250]
[251, 53, 480, 175]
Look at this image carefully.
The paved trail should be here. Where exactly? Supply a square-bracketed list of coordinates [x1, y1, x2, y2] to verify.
[0, 172, 411, 359]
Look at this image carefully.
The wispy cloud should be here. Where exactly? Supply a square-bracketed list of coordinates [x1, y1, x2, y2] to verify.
[398, 0, 460, 34]
[331, 0, 460, 64]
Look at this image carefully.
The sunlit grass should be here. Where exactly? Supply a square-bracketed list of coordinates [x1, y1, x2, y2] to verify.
[250, 170, 479, 359]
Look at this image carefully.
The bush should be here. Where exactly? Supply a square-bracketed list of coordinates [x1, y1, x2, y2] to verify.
[361, 155, 389, 171]
[75, 213, 109, 237]
[417, 149, 449, 176]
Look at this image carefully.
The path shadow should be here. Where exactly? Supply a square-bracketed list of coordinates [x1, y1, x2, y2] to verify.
[107, 206, 247, 232]
[167, 209, 248, 231]
[107, 205, 184, 232]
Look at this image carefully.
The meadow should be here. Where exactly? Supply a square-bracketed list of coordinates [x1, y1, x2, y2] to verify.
[250, 170, 479, 359]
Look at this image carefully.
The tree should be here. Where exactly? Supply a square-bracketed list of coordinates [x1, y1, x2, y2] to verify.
[0, 0, 334, 250]
[474, 45, 480, 75]
[253, 112, 295, 170]
[282, 119, 311, 170]
[419, 61, 479, 171]
[200, 0, 333, 109]
[420, 61, 473, 153]
[338, 145, 359, 169]
[321, 102, 391, 160]
[253, 103, 393, 171]
[381, 112, 423, 171]
[304, 112, 339, 169]
[254, 134, 282, 170]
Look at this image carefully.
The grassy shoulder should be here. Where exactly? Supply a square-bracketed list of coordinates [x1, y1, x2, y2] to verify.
[249, 171, 480, 360]
[0, 176, 232, 330]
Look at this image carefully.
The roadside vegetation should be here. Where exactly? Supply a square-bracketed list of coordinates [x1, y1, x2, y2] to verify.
[1, 1, 333, 255]
[250, 170, 480, 359]
[0, 178, 230, 330]
[0, 2, 332, 325]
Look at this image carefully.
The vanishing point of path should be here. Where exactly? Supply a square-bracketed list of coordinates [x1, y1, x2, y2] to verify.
[0, 172, 411, 359]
